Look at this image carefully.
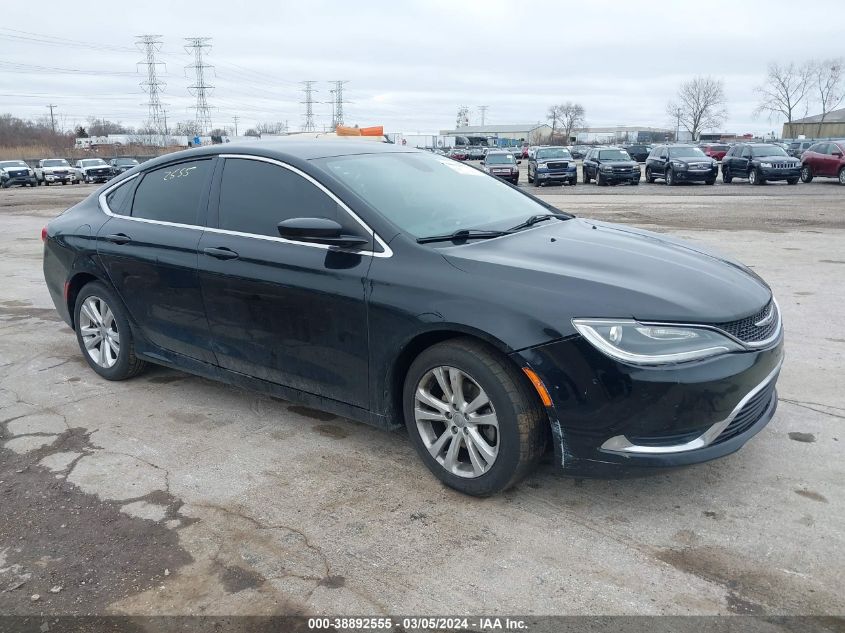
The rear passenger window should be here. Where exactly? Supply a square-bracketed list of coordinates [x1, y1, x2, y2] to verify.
[218, 158, 341, 238]
[132, 159, 211, 225]
[105, 179, 135, 216]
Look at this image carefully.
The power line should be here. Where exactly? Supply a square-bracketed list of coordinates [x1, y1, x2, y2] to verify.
[300, 81, 317, 132]
[136, 35, 167, 135]
[185, 37, 214, 134]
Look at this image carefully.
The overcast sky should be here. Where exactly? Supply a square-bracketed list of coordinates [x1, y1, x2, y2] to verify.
[1, 0, 842, 136]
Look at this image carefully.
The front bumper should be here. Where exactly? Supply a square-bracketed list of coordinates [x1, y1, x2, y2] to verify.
[600, 169, 640, 183]
[84, 172, 112, 182]
[674, 167, 718, 182]
[759, 166, 801, 181]
[2, 175, 37, 186]
[513, 333, 784, 476]
[44, 173, 78, 183]
[537, 169, 577, 183]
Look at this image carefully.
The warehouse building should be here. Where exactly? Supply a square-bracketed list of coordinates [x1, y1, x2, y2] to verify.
[438, 124, 553, 146]
[574, 126, 673, 144]
[782, 108, 845, 139]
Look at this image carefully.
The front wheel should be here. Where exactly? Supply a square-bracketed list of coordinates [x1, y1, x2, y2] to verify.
[583, 168, 591, 184]
[839, 167, 845, 185]
[596, 170, 606, 186]
[527, 168, 533, 183]
[74, 281, 147, 381]
[749, 168, 764, 185]
[801, 165, 813, 183]
[705, 178, 716, 185]
[645, 166, 655, 183]
[787, 178, 799, 185]
[666, 168, 675, 186]
[403, 338, 547, 496]
[722, 166, 733, 183]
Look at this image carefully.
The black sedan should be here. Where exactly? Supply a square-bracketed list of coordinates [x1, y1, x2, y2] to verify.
[645, 145, 718, 185]
[721, 143, 801, 185]
[42, 142, 784, 496]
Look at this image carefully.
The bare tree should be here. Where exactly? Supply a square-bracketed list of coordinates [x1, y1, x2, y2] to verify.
[811, 57, 844, 137]
[754, 62, 812, 127]
[255, 121, 288, 135]
[668, 76, 727, 141]
[557, 102, 585, 143]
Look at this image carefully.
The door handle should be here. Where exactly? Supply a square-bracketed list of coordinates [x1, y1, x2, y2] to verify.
[104, 233, 131, 244]
[203, 247, 239, 260]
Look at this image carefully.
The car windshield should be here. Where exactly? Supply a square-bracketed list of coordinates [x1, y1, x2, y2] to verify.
[43, 159, 69, 167]
[485, 153, 515, 165]
[0, 161, 27, 169]
[115, 159, 138, 165]
[751, 145, 787, 157]
[598, 149, 631, 160]
[536, 148, 572, 159]
[318, 152, 560, 239]
[82, 159, 108, 166]
[668, 147, 706, 158]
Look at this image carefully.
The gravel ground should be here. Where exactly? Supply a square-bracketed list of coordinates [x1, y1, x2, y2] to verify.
[0, 181, 843, 620]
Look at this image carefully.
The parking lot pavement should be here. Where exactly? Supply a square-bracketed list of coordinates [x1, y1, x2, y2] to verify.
[1, 184, 843, 616]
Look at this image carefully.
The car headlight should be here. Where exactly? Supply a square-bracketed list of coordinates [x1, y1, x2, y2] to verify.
[28, 169, 35, 175]
[537, 164, 548, 171]
[760, 162, 772, 168]
[600, 164, 613, 171]
[572, 319, 744, 365]
[671, 160, 687, 169]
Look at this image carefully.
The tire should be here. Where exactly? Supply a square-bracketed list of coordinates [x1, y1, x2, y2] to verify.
[583, 168, 591, 184]
[787, 178, 799, 185]
[534, 175, 541, 187]
[705, 178, 716, 185]
[403, 338, 547, 496]
[527, 168, 533, 183]
[631, 180, 639, 186]
[596, 169, 605, 186]
[722, 166, 733, 183]
[74, 281, 146, 381]
[666, 168, 675, 186]
[570, 178, 577, 187]
[839, 167, 845, 185]
[801, 165, 813, 183]
[645, 166, 655, 183]
[749, 168, 764, 185]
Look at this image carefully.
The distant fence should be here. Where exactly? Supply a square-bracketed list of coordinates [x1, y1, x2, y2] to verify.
[0, 144, 184, 165]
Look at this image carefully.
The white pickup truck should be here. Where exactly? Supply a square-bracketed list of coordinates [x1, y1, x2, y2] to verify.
[74, 158, 113, 183]
[34, 159, 80, 186]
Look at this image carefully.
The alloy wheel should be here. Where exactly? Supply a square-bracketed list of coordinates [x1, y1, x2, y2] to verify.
[78, 295, 120, 368]
[839, 169, 845, 185]
[414, 366, 499, 478]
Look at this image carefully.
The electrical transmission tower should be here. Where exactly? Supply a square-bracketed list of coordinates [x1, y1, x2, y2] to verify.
[478, 105, 489, 126]
[136, 35, 167, 136]
[301, 81, 317, 132]
[332, 80, 348, 127]
[456, 106, 470, 129]
[185, 37, 214, 134]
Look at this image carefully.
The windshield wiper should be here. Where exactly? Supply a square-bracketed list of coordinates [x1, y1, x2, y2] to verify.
[507, 213, 570, 232]
[416, 229, 512, 244]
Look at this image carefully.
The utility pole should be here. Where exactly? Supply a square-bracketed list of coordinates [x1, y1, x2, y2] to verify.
[185, 37, 214, 134]
[478, 105, 489, 126]
[301, 81, 317, 132]
[47, 104, 57, 134]
[232, 115, 239, 136]
[135, 35, 167, 139]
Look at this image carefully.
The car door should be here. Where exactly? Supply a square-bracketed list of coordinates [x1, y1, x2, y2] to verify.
[95, 157, 217, 364]
[656, 146, 669, 176]
[584, 150, 595, 178]
[196, 155, 373, 408]
[817, 143, 837, 176]
[737, 146, 752, 176]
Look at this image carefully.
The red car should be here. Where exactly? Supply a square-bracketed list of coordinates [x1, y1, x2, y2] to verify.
[700, 143, 730, 161]
[448, 148, 468, 161]
[800, 140, 845, 185]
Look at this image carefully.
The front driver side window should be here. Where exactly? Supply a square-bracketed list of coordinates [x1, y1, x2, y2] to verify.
[217, 158, 343, 239]
[741, 147, 751, 159]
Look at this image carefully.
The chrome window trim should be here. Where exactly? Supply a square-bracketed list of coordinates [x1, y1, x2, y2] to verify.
[600, 355, 783, 455]
[97, 155, 393, 258]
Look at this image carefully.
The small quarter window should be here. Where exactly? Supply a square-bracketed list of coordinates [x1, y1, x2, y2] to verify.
[105, 179, 135, 216]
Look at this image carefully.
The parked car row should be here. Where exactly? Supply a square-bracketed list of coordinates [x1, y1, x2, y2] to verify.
[0, 157, 141, 188]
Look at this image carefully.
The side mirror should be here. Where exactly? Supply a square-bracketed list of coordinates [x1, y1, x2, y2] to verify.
[480, 160, 485, 165]
[833, 151, 844, 158]
[277, 217, 369, 248]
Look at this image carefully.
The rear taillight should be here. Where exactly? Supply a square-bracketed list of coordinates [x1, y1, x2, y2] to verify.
[41, 226, 47, 242]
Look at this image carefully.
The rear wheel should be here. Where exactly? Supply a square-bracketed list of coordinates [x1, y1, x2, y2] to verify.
[74, 281, 146, 381]
[801, 165, 813, 183]
[403, 338, 546, 496]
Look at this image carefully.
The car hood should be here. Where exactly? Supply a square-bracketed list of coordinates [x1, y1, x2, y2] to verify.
[536, 157, 573, 164]
[755, 155, 798, 162]
[670, 156, 713, 164]
[599, 159, 638, 166]
[442, 218, 771, 323]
